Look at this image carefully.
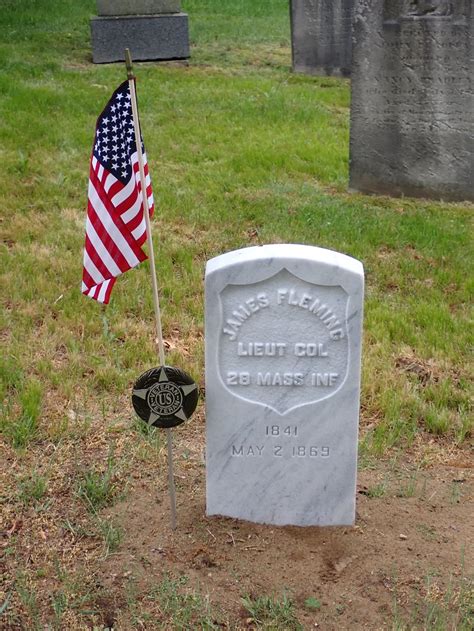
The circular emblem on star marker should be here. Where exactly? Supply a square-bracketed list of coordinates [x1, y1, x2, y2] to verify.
[132, 365, 198, 428]
[147, 381, 183, 416]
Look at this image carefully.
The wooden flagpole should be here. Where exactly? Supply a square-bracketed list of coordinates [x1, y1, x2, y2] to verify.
[125, 48, 177, 530]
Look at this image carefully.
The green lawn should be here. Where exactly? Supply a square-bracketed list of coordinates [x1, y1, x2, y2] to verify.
[1, 0, 471, 451]
[0, 0, 473, 628]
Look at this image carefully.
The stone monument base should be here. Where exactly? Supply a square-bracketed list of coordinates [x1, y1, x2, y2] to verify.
[292, 63, 350, 77]
[90, 14, 189, 63]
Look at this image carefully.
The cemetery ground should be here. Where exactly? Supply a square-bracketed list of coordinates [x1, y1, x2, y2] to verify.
[0, 0, 472, 629]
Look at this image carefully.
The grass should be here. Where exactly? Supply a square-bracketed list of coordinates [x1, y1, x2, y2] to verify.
[17, 470, 48, 505]
[124, 574, 221, 629]
[0, 1, 471, 454]
[392, 571, 474, 631]
[1, 369, 43, 449]
[241, 593, 302, 630]
[0, 0, 473, 629]
[77, 450, 121, 510]
[98, 518, 123, 558]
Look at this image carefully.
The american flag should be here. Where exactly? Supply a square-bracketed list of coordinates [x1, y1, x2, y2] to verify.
[81, 80, 154, 304]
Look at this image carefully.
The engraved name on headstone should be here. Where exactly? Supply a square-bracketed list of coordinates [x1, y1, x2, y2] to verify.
[205, 245, 364, 526]
[290, 0, 354, 76]
[350, 0, 473, 201]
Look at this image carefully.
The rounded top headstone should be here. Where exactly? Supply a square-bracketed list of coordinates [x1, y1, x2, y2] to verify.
[206, 244, 364, 289]
[205, 243, 365, 526]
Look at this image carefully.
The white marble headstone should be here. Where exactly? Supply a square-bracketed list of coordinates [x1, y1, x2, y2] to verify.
[205, 244, 364, 526]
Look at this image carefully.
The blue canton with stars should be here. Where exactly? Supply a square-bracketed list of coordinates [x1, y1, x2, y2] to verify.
[93, 80, 145, 185]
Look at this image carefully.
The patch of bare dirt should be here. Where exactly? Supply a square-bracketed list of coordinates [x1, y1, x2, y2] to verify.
[1, 413, 472, 629]
[98, 425, 473, 629]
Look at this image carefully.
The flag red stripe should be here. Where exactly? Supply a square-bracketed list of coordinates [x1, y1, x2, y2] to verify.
[83, 241, 108, 283]
[82, 266, 98, 291]
[86, 200, 132, 275]
[84, 236, 119, 287]
[102, 278, 115, 304]
[89, 168, 147, 264]
[84, 217, 123, 277]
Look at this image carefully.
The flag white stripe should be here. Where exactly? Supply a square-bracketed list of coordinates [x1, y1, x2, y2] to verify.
[86, 216, 123, 277]
[89, 181, 140, 267]
[111, 173, 136, 206]
[88, 180, 141, 268]
[137, 170, 151, 188]
[121, 194, 142, 224]
[104, 172, 117, 194]
[98, 164, 104, 180]
[131, 218, 146, 241]
[97, 279, 110, 303]
[83, 248, 106, 285]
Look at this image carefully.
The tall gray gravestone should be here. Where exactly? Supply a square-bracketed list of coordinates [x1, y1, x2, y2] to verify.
[91, 0, 189, 64]
[290, 0, 354, 76]
[350, 0, 474, 201]
[205, 245, 364, 526]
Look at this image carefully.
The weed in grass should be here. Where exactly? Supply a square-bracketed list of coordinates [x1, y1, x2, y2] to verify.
[146, 574, 220, 629]
[77, 451, 119, 510]
[422, 573, 474, 631]
[1, 378, 43, 448]
[357, 438, 378, 470]
[18, 470, 48, 504]
[78, 469, 114, 509]
[67, 407, 93, 441]
[133, 417, 163, 448]
[51, 590, 68, 627]
[0, 593, 12, 621]
[392, 567, 474, 631]
[0, 357, 23, 402]
[396, 471, 420, 498]
[241, 593, 303, 630]
[62, 518, 93, 541]
[101, 313, 117, 342]
[98, 518, 123, 559]
[11, 150, 30, 176]
[16, 580, 40, 630]
[46, 414, 70, 444]
[449, 481, 464, 505]
[304, 596, 321, 610]
[53, 557, 68, 583]
[367, 480, 388, 498]
[416, 524, 437, 541]
[42, 564, 105, 628]
[423, 404, 450, 436]
[131, 418, 164, 463]
[455, 408, 472, 444]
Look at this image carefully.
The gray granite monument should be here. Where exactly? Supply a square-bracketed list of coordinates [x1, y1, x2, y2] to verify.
[91, 0, 189, 64]
[350, 0, 474, 201]
[290, 0, 354, 76]
[205, 245, 364, 526]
